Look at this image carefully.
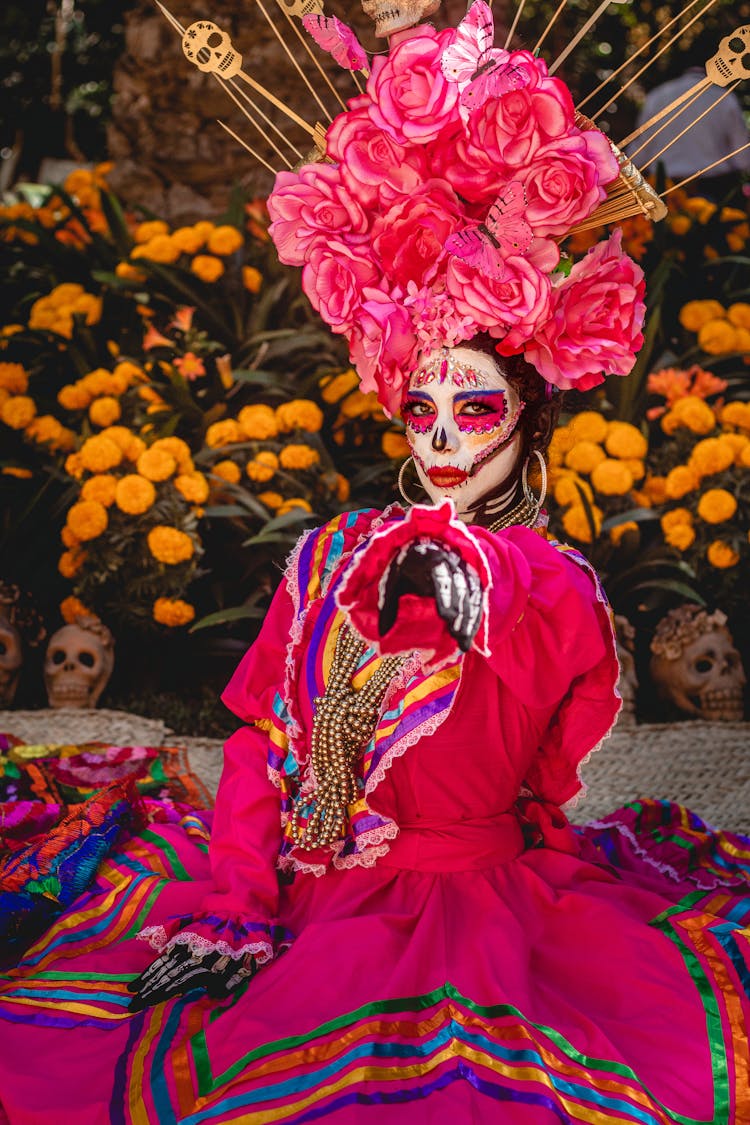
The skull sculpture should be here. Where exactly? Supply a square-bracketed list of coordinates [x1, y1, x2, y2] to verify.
[0, 609, 22, 708]
[614, 615, 638, 725]
[706, 26, 750, 86]
[182, 21, 243, 80]
[650, 606, 746, 721]
[44, 617, 115, 709]
[280, 0, 324, 18]
[361, 0, 441, 38]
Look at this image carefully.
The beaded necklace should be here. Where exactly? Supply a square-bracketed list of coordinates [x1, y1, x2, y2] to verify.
[486, 494, 539, 533]
[290, 623, 404, 851]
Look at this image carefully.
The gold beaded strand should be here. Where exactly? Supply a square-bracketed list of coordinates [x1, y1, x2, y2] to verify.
[290, 623, 404, 851]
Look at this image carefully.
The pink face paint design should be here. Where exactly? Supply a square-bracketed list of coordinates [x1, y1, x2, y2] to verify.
[454, 390, 509, 434]
[402, 392, 437, 435]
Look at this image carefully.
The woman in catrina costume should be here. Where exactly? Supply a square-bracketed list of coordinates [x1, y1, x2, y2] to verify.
[0, 6, 748, 1123]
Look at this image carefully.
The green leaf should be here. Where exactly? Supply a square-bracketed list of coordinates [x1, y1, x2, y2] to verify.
[202, 504, 251, 518]
[190, 604, 267, 631]
[629, 579, 706, 602]
[601, 508, 659, 530]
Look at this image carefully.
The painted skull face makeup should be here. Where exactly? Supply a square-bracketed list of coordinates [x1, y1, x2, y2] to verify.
[402, 346, 525, 519]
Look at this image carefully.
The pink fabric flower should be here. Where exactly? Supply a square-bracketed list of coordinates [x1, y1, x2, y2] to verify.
[521, 134, 618, 236]
[326, 97, 427, 209]
[349, 287, 418, 415]
[372, 181, 463, 288]
[467, 84, 574, 170]
[302, 241, 380, 332]
[521, 230, 646, 391]
[446, 256, 552, 344]
[367, 27, 460, 145]
[267, 165, 369, 267]
[404, 281, 477, 355]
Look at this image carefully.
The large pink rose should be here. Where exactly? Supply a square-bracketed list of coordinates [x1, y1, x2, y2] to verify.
[520, 133, 617, 237]
[326, 100, 427, 209]
[466, 83, 574, 171]
[302, 241, 380, 332]
[349, 287, 418, 415]
[446, 256, 552, 344]
[522, 230, 646, 391]
[267, 165, 369, 268]
[367, 27, 460, 145]
[372, 181, 463, 288]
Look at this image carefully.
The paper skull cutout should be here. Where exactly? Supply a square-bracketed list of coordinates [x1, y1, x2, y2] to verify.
[44, 616, 115, 709]
[0, 610, 22, 708]
[361, 0, 441, 38]
[614, 615, 638, 725]
[706, 26, 750, 86]
[281, 0, 324, 18]
[650, 606, 745, 721]
[182, 21, 243, 80]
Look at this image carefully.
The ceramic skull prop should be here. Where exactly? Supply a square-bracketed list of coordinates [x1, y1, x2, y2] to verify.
[614, 615, 638, 725]
[44, 616, 115, 709]
[0, 609, 22, 708]
[182, 21, 243, 79]
[706, 26, 750, 86]
[280, 0, 324, 18]
[650, 606, 746, 721]
[361, 0, 441, 38]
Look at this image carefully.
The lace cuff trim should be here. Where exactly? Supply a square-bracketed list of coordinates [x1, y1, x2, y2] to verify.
[137, 913, 294, 963]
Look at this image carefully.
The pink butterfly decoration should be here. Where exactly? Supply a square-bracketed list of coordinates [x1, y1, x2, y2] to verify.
[302, 14, 368, 72]
[445, 182, 533, 280]
[441, 1, 530, 111]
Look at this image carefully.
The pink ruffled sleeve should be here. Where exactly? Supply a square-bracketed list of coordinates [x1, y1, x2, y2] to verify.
[337, 501, 619, 807]
[139, 581, 295, 963]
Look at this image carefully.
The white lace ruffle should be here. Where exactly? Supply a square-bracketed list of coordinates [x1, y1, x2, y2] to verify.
[137, 925, 275, 963]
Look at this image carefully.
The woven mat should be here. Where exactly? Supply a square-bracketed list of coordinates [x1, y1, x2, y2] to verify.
[1, 711, 748, 833]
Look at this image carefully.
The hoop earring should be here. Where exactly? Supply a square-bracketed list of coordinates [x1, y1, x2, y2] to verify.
[521, 449, 547, 515]
[398, 457, 423, 506]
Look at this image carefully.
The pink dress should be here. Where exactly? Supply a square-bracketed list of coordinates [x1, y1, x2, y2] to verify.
[0, 504, 748, 1124]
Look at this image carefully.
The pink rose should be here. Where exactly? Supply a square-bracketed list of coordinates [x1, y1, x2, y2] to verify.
[326, 99, 427, 209]
[267, 165, 369, 267]
[372, 181, 463, 288]
[446, 256, 552, 344]
[467, 84, 574, 170]
[522, 230, 646, 391]
[302, 241, 380, 332]
[349, 287, 418, 415]
[367, 27, 460, 145]
[520, 133, 616, 237]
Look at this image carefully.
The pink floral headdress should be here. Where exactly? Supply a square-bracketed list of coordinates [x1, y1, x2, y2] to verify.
[267, 7, 647, 415]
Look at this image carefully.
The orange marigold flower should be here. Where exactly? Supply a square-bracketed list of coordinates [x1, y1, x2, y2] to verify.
[277, 497, 313, 515]
[153, 597, 196, 627]
[591, 458, 634, 496]
[67, 499, 108, 541]
[568, 412, 608, 444]
[275, 399, 324, 434]
[381, 430, 410, 460]
[60, 595, 93, 624]
[115, 474, 156, 515]
[257, 490, 284, 510]
[238, 404, 278, 440]
[279, 444, 320, 471]
[206, 419, 243, 447]
[58, 546, 87, 578]
[65, 452, 85, 479]
[246, 451, 279, 483]
[679, 299, 725, 333]
[207, 225, 243, 256]
[660, 508, 694, 533]
[604, 421, 647, 460]
[137, 447, 177, 482]
[697, 488, 738, 524]
[81, 474, 118, 507]
[610, 521, 639, 547]
[0, 363, 28, 393]
[242, 266, 262, 293]
[211, 460, 241, 484]
[706, 540, 739, 568]
[727, 303, 750, 330]
[320, 369, 359, 404]
[689, 437, 734, 478]
[698, 318, 738, 356]
[662, 396, 716, 436]
[89, 396, 122, 428]
[150, 436, 193, 469]
[147, 525, 195, 565]
[561, 503, 602, 544]
[335, 474, 351, 503]
[720, 401, 750, 431]
[664, 465, 699, 500]
[58, 383, 91, 411]
[564, 441, 606, 475]
[1, 466, 33, 479]
[191, 255, 225, 283]
[174, 472, 209, 504]
[664, 524, 696, 551]
[1, 395, 36, 430]
[171, 227, 204, 255]
[135, 220, 169, 243]
[79, 435, 123, 473]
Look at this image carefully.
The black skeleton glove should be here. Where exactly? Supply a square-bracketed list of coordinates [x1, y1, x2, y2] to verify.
[127, 944, 256, 1011]
[378, 538, 483, 653]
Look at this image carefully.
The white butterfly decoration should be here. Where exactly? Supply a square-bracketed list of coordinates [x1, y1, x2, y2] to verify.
[441, 1, 530, 116]
[444, 182, 533, 280]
